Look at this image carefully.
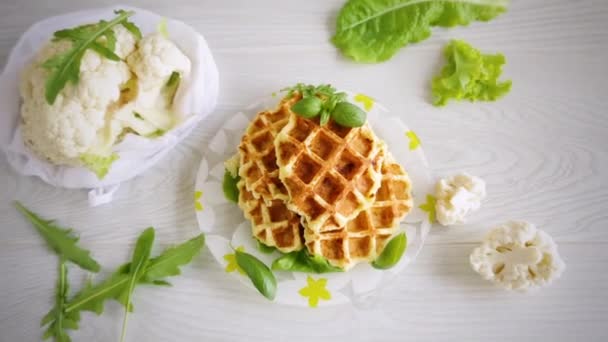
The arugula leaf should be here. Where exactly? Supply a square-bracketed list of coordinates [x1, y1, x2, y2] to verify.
[223, 170, 240, 203]
[120, 228, 155, 342]
[79, 153, 119, 179]
[272, 249, 343, 274]
[14, 202, 100, 272]
[41, 259, 80, 342]
[235, 250, 277, 300]
[62, 233, 204, 316]
[432, 39, 511, 106]
[43, 10, 136, 104]
[332, 0, 508, 63]
[114, 10, 143, 40]
[143, 234, 205, 281]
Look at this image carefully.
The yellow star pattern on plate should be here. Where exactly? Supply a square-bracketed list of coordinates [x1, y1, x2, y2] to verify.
[194, 190, 203, 211]
[224, 246, 245, 274]
[298, 276, 331, 308]
[406, 131, 421, 150]
[418, 194, 437, 223]
[354, 93, 374, 111]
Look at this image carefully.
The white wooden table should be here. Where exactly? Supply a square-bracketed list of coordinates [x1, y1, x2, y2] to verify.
[1, 1, 607, 341]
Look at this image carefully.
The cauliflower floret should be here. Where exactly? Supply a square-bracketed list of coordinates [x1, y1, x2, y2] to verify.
[127, 33, 190, 91]
[470, 221, 565, 291]
[19, 28, 136, 168]
[120, 33, 191, 134]
[435, 173, 486, 226]
[224, 154, 240, 178]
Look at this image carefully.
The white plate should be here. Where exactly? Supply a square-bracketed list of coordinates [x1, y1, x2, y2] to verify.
[194, 90, 433, 307]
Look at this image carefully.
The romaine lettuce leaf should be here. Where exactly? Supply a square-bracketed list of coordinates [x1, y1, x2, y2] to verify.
[332, 0, 508, 63]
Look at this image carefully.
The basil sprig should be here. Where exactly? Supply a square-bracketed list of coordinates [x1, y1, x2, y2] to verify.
[372, 233, 407, 270]
[282, 83, 366, 127]
[235, 250, 277, 300]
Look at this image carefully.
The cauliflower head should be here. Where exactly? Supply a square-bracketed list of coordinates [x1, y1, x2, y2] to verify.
[435, 173, 486, 226]
[19, 26, 136, 176]
[19, 20, 192, 179]
[470, 221, 565, 291]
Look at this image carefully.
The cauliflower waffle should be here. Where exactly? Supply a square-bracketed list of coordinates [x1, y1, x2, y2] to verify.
[237, 179, 303, 253]
[304, 155, 413, 269]
[234, 91, 413, 270]
[274, 109, 386, 234]
[238, 97, 298, 204]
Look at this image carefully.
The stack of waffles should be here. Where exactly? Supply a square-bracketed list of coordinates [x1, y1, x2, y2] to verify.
[235, 94, 413, 270]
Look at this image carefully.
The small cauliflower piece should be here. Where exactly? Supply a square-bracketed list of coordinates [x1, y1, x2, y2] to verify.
[470, 221, 565, 291]
[122, 33, 191, 134]
[435, 173, 486, 226]
[224, 154, 240, 178]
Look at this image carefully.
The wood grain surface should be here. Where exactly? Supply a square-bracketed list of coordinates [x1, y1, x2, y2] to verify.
[1, 0, 607, 341]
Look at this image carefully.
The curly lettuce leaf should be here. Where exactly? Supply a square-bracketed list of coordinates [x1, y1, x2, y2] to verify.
[332, 0, 508, 63]
[80, 153, 119, 179]
[432, 39, 511, 106]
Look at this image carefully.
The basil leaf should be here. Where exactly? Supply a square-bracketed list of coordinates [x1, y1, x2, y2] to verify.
[222, 170, 240, 203]
[256, 240, 276, 254]
[319, 110, 331, 126]
[372, 233, 407, 270]
[331, 102, 366, 128]
[291, 97, 322, 118]
[235, 250, 277, 300]
[272, 249, 343, 273]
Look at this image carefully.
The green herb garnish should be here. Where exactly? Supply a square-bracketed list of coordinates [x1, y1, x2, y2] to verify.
[164, 71, 181, 105]
[16, 203, 204, 341]
[235, 250, 277, 300]
[272, 249, 343, 274]
[223, 170, 240, 203]
[42, 10, 141, 104]
[119, 227, 155, 342]
[332, 0, 508, 63]
[432, 39, 512, 106]
[282, 83, 365, 127]
[15, 201, 100, 272]
[256, 240, 277, 254]
[41, 259, 79, 342]
[372, 233, 407, 270]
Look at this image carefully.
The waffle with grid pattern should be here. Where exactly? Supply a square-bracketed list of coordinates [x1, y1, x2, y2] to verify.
[238, 96, 299, 204]
[237, 178, 303, 253]
[304, 154, 413, 269]
[274, 108, 386, 234]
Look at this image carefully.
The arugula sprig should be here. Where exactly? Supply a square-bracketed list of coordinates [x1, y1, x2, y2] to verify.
[42, 9, 142, 104]
[15, 201, 100, 272]
[41, 259, 80, 342]
[281, 83, 366, 127]
[15, 202, 205, 341]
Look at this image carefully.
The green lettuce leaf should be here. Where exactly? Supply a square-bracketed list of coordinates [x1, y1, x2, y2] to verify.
[272, 249, 343, 273]
[432, 39, 511, 106]
[80, 153, 119, 179]
[332, 0, 508, 63]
